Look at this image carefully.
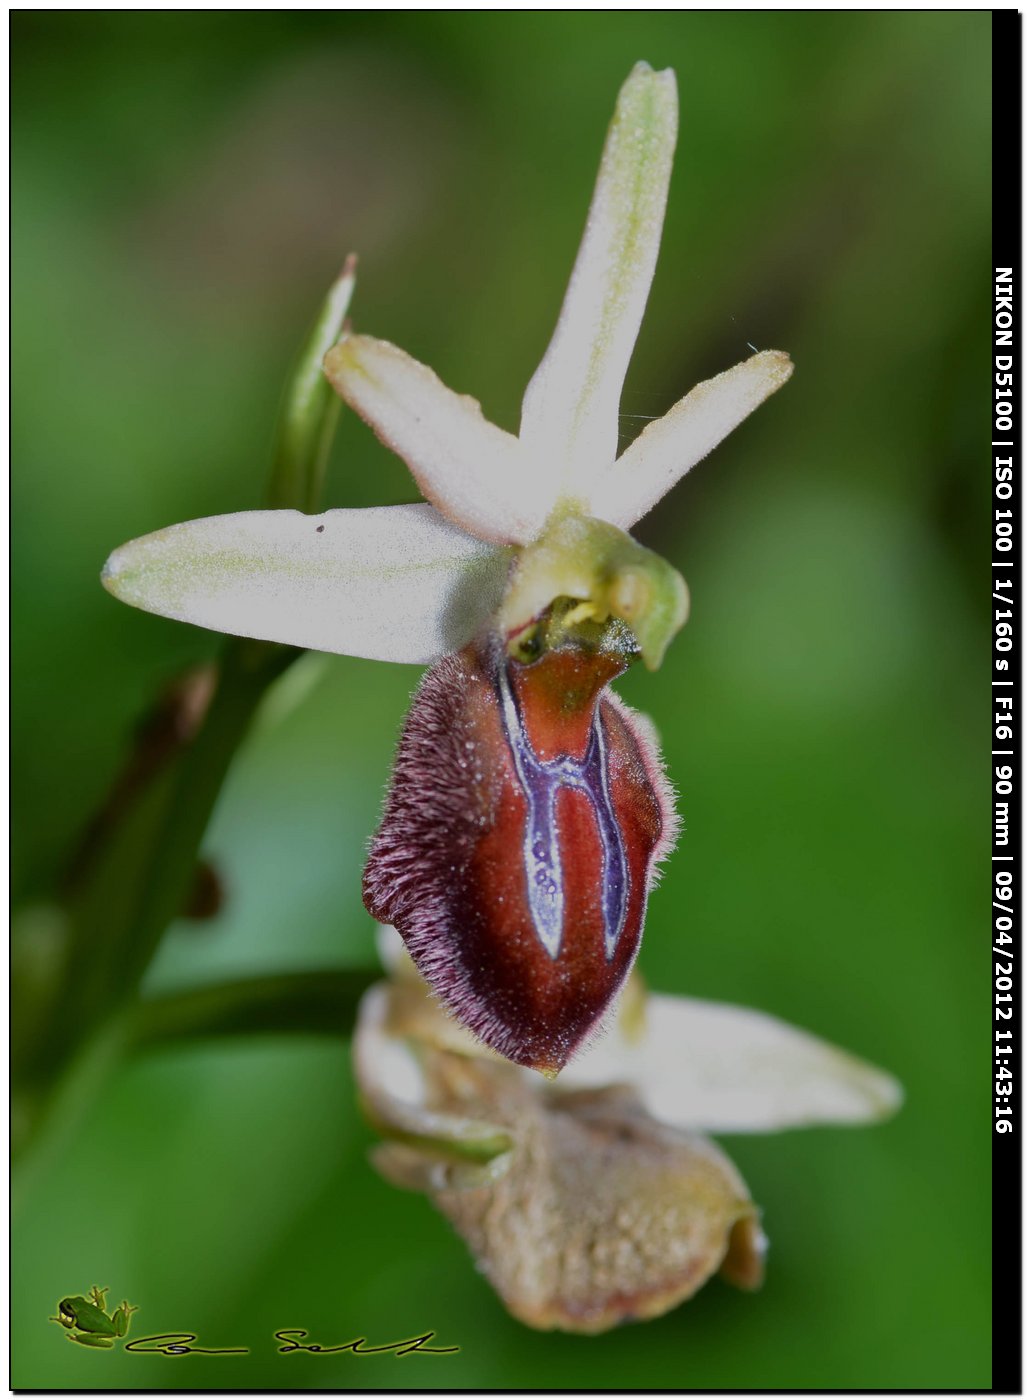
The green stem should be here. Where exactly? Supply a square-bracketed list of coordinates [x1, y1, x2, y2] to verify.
[119, 641, 297, 995]
[16, 640, 299, 1161]
[133, 969, 378, 1049]
[14, 968, 377, 1214]
[14, 264, 357, 1171]
[54, 640, 297, 1054]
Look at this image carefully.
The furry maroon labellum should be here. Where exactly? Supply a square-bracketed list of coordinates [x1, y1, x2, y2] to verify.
[363, 629, 677, 1075]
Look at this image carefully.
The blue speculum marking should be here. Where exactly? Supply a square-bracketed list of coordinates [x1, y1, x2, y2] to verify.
[498, 665, 628, 961]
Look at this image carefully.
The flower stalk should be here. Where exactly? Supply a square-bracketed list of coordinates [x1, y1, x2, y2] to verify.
[132, 968, 378, 1049]
[14, 267, 364, 1174]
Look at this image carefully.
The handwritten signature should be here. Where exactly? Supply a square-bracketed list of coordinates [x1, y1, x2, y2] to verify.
[276, 1329, 458, 1356]
[125, 1334, 247, 1357]
[124, 1329, 458, 1357]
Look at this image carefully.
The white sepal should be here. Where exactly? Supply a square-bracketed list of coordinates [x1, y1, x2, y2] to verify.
[519, 62, 678, 491]
[102, 503, 511, 664]
[589, 351, 794, 529]
[324, 334, 549, 545]
[561, 992, 903, 1133]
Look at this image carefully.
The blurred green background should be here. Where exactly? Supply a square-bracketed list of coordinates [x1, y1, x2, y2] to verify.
[12, 10, 991, 1390]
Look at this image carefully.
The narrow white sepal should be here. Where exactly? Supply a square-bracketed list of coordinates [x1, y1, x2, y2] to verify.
[324, 334, 549, 546]
[589, 350, 794, 529]
[519, 62, 678, 490]
[561, 993, 903, 1133]
[101, 503, 510, 664]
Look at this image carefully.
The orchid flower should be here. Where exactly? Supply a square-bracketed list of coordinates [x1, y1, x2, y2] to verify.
[355, 927, 902, 1334]
[102, 63, 794, 1074]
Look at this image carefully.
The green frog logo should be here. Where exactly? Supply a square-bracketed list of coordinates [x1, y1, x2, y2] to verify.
[51, 1286, 138, 1348]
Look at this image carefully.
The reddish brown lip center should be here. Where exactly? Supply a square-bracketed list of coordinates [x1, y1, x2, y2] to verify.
[497, 661, 627, 962]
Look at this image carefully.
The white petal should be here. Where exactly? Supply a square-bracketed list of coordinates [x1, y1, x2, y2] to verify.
[519, 63, 678, 489]
[589, 351, 794, 529]
[102, 503, 510, 664]
[324, 335, 549, 545]
[562, 993, 903, 1133]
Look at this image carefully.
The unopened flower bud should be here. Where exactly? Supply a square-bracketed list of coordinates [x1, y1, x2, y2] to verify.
[354, 980, 764, 1335]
